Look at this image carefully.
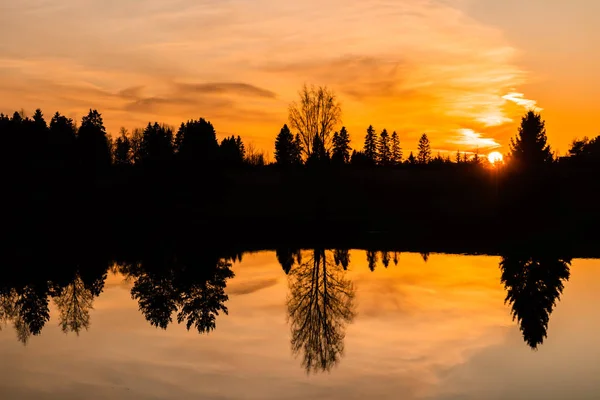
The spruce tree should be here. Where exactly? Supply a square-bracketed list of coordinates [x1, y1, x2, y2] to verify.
[364, 125, 378, 165]
[274, 124, 297, 166]
[378, 129, 391, 166]
[391, 131, 402, 165]
[509, 111, 553, 167]
[417, 133, 431, 164]
[331, 126, 352, 165]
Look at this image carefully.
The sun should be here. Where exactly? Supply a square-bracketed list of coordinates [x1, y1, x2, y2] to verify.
[488, 151, 503, 164]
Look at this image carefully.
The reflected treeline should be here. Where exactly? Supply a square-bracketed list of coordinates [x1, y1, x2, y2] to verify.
[500, 252, 571, 349]
[0, 244, 239, 344]
[0, 244, 577, 370]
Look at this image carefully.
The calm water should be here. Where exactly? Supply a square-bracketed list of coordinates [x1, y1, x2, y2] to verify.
[1, 250, 599, 399]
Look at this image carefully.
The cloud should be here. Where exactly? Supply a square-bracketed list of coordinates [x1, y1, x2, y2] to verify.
[503, 92, 542, 112]
[449, 128, 501, 150]
[176, 82, 276, 99]
[228, 278, 279, 296]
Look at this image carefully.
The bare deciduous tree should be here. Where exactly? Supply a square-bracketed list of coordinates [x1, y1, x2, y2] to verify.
[288, 84, 342, 158]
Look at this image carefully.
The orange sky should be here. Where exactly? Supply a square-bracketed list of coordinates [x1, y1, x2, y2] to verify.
[1, 0, 598, 156]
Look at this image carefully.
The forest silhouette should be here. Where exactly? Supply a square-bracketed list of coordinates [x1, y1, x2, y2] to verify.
[3, 89, 600, 247]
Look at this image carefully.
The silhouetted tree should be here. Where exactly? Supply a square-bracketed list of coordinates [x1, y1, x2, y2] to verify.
[288, 85, 341, 158]
[391, 131, 402, 165]
[567, 136, 600, 163]
[455, 149, 461, 164]
[77, 109, 111, 171]
[417, 134, 431, 164]
[275, 124, 301, 166]
[364, 125, 378, 165]
[306, 135, 329, 167]
[420, 252, 430, 263]
[287, 249, 355, 373]
[509, 111, 553, 167]
[175, 118, 219, 165]
[331, 127, 352, 165]
[220, 135, 245, 166]
[140, 122, 174, 164]
[378, 129, 391, 166]
[393, 252, 399, 266]
[113, 128, 132, 166]
[500, 252, 571, 349]
[49, 112, 77, 168]
[407, 151, 416, 165]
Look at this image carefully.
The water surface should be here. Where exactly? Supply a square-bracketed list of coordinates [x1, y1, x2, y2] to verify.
[1, 251, 599, 399]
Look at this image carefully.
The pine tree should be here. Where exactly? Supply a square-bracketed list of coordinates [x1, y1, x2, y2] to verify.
[364, 125, 378, 165]
[175, 118, 218, 164]
[77, 109, 111, 170]
[509, 111, 553, 167]
[331, 126, 352, 165]
[378, 129, 391, 166]
[391, 131, 402, 165]
[455, 149, 461, 164]
[274, 124, 298, 166]
[407, 151, 416, 164]
[417, 133, 431, 164]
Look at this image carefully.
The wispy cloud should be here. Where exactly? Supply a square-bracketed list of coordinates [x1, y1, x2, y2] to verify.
[503, 92, 542, 112]
[449, 128, 501, 150]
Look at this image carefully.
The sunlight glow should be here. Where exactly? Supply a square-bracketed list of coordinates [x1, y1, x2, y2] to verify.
[488, 151, 503, 164]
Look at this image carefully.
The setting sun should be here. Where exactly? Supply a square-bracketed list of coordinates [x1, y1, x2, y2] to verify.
[488, 151, 503, 164]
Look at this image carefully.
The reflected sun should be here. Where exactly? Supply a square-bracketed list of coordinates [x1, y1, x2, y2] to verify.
[488, 151, 503, 164]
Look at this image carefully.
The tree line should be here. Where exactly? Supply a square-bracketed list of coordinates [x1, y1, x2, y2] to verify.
[0, 244, 570, 363]
[2, 85, 600, 184]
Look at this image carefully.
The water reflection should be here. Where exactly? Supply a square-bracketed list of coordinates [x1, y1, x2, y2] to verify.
[499, 251, 571, 349]
[286, 249, 356, 373]
[121, 255, 235, 333]
[0, 244, 577, 372]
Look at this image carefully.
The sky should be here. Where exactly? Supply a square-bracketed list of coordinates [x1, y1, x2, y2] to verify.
[0, 0, 598, 156]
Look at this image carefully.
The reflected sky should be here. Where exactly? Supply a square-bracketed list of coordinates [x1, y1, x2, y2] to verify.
[1, 251, 599, 399]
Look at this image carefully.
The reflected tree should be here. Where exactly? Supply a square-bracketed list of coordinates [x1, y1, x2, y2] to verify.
[333, 249, 350, 270]
[393, 252, 399, 266]
[53, 274, 95, 335]
[131, 272, 178, 329]
[177, 260, 234, 333]
[129, 258, 234, 333]
[0, 285, 50, 345]
[366, 250, 378, 271]
[381, 251, 390, 268]
[500, 252, 571, 349]
[276, 248, 301, 275]
[287, 249, 356, 373]
[420, 252, 430, 263]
